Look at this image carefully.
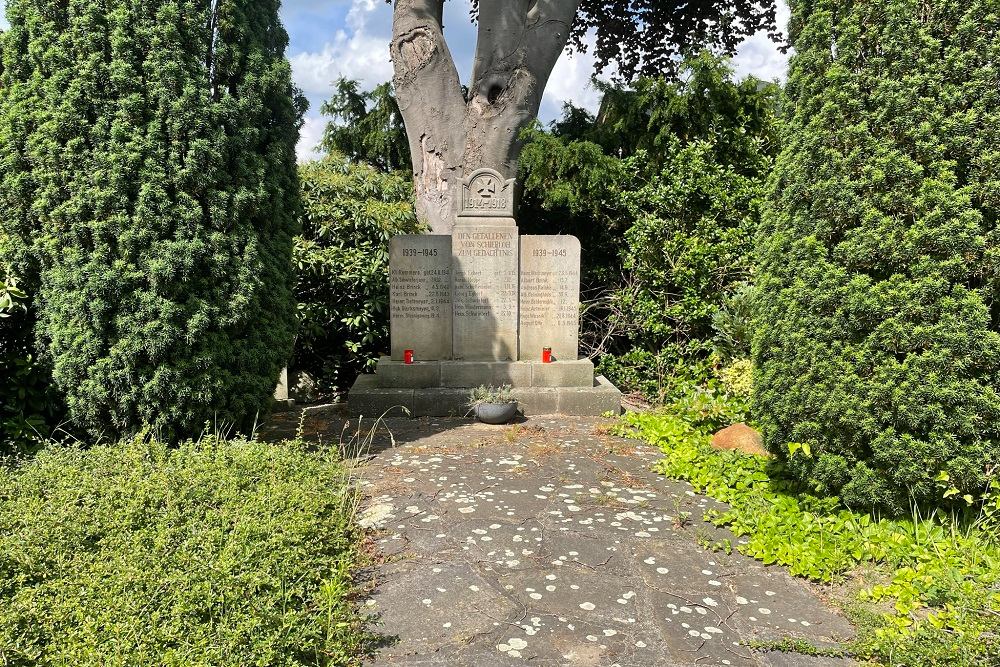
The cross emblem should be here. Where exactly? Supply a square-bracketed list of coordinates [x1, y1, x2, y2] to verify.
[476, 178, 496, 198]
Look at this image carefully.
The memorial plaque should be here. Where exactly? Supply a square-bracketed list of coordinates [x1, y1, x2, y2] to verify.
[389, 235, 453, 361]
[518, 235, 581, 362]
[452, 226, 519, 360]
[458, 168, 516, 220]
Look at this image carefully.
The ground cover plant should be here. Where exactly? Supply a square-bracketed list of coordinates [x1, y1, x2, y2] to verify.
[0, 0, 304, 441]
[0, 435, 375, 665]
[753, 0, 1000, 512]
[615, 409, 1000, 666]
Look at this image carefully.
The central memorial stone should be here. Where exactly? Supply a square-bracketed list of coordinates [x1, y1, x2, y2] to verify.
[349, 167, 622, 417]
[452, 168, 519, 360]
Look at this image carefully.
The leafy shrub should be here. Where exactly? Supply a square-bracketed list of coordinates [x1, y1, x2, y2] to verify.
[0, 258, 61, 455]
[616, 411, 1000, 666]
[520, 56, 779, 401]
[0, 436, 374, 665]
[294, 156, 420, 393]
[718, 358, 753, 401]
[754, 0, 1000, 512]
[0, 0, 304, 441]
[613, 140, 766, 370]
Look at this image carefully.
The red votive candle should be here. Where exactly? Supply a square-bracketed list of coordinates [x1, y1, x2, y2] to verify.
[542, 347, 553, 364]
[404, 349, 414, 365]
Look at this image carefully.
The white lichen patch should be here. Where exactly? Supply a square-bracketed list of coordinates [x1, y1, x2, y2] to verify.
[357, 503, 394, 528]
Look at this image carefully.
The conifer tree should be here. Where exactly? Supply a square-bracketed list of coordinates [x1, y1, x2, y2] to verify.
[754, 0, 1000, 511]
[0, 0, 305, 440]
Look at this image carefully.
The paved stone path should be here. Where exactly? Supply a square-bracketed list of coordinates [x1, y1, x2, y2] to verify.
[268, 412, 855, 666]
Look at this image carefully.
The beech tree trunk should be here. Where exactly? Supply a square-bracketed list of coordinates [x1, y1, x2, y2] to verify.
[391, 0, 580, 233]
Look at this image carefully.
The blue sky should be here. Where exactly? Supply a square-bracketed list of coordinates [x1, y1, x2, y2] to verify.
[0, 1, 791, 161]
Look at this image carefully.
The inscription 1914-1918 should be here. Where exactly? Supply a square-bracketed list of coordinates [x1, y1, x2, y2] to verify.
[458, 168, 516, 220]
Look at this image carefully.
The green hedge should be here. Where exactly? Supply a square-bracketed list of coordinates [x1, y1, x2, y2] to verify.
[754, 0, 1000, 512]
[0, 0, 304, 441]
[0, 437, 373, 665]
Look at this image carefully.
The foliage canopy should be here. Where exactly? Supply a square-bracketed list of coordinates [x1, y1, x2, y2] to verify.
[520, 55, 780, 399]
[320, 78, 410, 172]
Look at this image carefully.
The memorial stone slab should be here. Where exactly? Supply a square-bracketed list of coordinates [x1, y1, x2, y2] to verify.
[452, 225, 519, 360]
[518, 235, 581, 362]
[389, 235, 453, 361]
[458, 167, 516, 222]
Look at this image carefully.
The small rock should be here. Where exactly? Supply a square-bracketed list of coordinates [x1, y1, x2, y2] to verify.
[711, 423, 770, 457]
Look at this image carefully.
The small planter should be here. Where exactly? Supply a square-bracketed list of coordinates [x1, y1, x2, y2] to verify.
[468, 385, 518, 424]
[474, 402, 519, 425]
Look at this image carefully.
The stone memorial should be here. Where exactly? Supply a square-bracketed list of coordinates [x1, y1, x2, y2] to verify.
[349, 167, 622, 417]
[518, 235, 581, 363]
[451, 226, 519, 360]
[389, 235, 452, 361]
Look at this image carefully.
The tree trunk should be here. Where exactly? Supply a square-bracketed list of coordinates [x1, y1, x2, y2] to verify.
[391, 0, 580, 234]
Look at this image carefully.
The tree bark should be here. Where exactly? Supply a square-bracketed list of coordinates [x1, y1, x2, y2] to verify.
[391, 0, 581, 233]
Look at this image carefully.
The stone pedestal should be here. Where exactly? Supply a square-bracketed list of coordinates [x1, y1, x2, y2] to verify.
[348, 167, 621, 417]
[373, 357, 596, 389]
[348, 374, 622, 418]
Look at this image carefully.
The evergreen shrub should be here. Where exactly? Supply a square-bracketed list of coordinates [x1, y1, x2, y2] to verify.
[754, 0, 1000, 511]
[0, 0, 305, 441]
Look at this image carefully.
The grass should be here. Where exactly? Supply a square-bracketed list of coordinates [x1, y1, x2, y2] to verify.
[0, 433, 378, 666]
[613, 409, 1000, 667]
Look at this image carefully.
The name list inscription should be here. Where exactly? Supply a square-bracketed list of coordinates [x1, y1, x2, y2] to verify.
[389, 235, 452, 360]
[518, 236, 582, 362]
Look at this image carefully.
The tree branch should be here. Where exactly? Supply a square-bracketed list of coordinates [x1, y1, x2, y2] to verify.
[523, 0, 581, 90]
[391, 0, 467, 231]
[463, 0, 581, 175]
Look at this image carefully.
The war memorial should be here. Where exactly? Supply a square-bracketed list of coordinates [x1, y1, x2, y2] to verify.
[348, 168, 622, 417]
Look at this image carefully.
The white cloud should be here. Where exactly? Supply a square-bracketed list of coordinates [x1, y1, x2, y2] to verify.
[289, 0, 393, 159]
[290, 31, 392, 99]
[731, 0, 792, 82]
[540, 43, 608, 121]
[288, 0, 392, 100]
[297, 114, 327, 162]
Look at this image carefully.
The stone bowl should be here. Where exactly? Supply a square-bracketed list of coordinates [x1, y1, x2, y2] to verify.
[474, 403, 519, 425]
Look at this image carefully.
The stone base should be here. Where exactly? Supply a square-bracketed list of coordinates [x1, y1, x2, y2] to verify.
[374, 357, 595, 389]
[348, 374, 623, 418]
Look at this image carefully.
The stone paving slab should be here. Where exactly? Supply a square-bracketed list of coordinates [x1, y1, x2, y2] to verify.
[263, 412, 855, 666]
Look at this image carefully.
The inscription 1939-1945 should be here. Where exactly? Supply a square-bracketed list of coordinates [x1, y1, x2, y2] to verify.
[389, 235, 452, 361]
